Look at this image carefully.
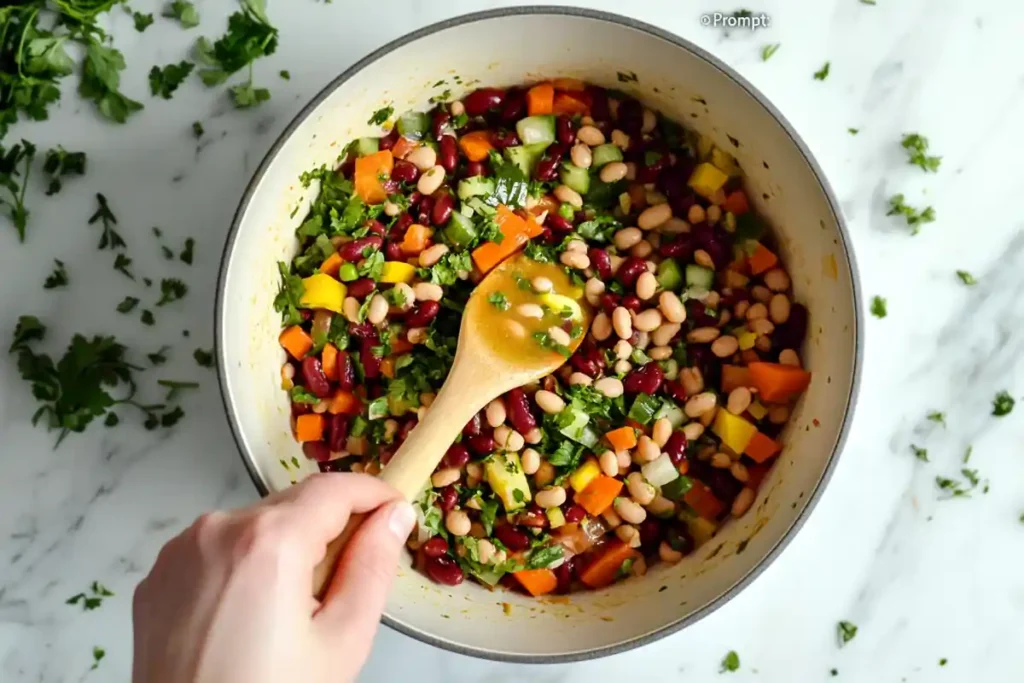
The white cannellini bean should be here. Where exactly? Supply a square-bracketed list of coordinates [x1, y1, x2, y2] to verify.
[763, 268, 790, 292]
[413, 282, 443, 302]
[494, 425, 524, 452]
[419, 243, 449, 268]
[393, 282, 414, 310]
[366, 294, 389, 325]
[535, 486, 567, 509]
[547, 326, 571, 347]
[416, 165, 445, 195]
[614, 227, 643, 250]
[641, 108, 657, 133]
[612, 306, 633, 339]
[636, 435, 661, 463]
[613, 339, 632, 360]
[600, 161, 628, 183]
[485, 399, 506, 428]
[637, 203, 672, 230]
[594, 377, 624, 398]
[432, 467, 461, 488]
[679, 366, 704, 395]
[727, 387, 752, 415]
[407, 327, 428, 344]
[477, 539, 496, 564]
[684, 392, 718, 418]
[531, 276, 553, 293]
[599, 450, 619, 477]
[614, 359, 632, 375]
[554, 184, 583, 209]
[524, 427, 542, 444]
[559, 250, 590, 270]
[778, 349, 801, 367]
[592, 312, 613, 341]
[406, 145, 437, 171]
[710, 335, 739, 358]
[636, 272, 658, 300]
[611, 129, 631, 149]
[616, 524, 642, 548]
[449, 100, 465, 116]
[577, 125, 605, 146]
[613, 497, 647, 525]
[534, 389, 566, 414]
[731, 487, 756, 517]
[626, 472, 656, 505]
[659, 540, 683, 563]
[652, 322, 682, 347]
[651, 418, 672, 447]
[633, 309, 663, 332]
[682, 422, 705, 440]
[342, 296, 360, 323]
[517, 303, 544, 319]
[569, 372, 593, 386]
[769, 293, 791, 324]
[520, 448, 541, 475]
[584, 278, 605, 306]
[648, 346, 672, 360]
[687, 326, 721, 343]
[571, 143, 593, 169]
[445, 509, 471, 536]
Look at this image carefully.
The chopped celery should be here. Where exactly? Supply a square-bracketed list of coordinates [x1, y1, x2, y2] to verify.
[685, 264, 715, 291]
[653, 400, 686, 427]
[656, 258, 684, 291]
[641, 453, 679, 488]
[445, 211, 477, 247]
[457, 177, 495, 201]
[559, 162, 591, 194]
[397, 110, 430, 139]
[627, 393, 661, 425]
[504, 144, 547, 177]
[591, 143, 624, 168]
[353, 137, 379, 156]
[515, 115, 556, 146]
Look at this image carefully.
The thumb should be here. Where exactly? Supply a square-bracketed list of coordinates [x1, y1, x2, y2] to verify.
[315, 500, 416, 647]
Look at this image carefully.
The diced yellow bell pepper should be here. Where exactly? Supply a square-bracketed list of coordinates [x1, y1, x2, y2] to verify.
[485, 452, 531, 512]
[688, 162, 729, 199]
[696, 133, 714, 160]
[546, 507, 566, 529]
[539, 293, 583, 322]
[712, 409, 758, 454]
[299, 273, 346, 313]
[746, 400, 768, 421]
[710, 147, 741, 177]
[737, 330, 758, 351]
[686, 515, 718, 546]
[380, 261, 416, 284]
[568, 458, 601, 493]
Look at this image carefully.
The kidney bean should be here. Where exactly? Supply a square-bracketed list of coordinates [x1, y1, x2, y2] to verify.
[291, 400, 310, 416]
[547, 214, 573, 233]
[391, 158, 419, 184]
[431, 109, 450, 139]
[462, 411, 483, 437]
[364, 219, 386, 237]
[556, 115, 576, 145]
[622, 295, 642, 313]
[302, 441, 330, 462]
[773, 303, 808, 350]
[301, 356, 331, 398]
[349, 322, 378, 340]
[519, 505, 548, 529]
[547, 143, 567, 164]
[623, 362, 664, 395]
[405, 300, 441, 327]
[534, 156, 559, 182]
[599, 292, 622, 315]
[415, 195, 435, 226]
[385, 241, 404, 261]
[338, 156, 355, 179]
[664, 431, 688, 465]
[504, 388, 537, 433]
[327, 414, 351, 452]
[617, 98, 644, 134]
[685, 299, 719, 328]
[423, 536, 449, 559]
[494, 524, 531, 552]
[438, 135, 458, 173]
[338, 235, 383, 262]
[663, 379, 687, 404]
[463, 87, 505, 116]
[380, 178, 400, 195]
[464, 161, 486, 177]
[563, 504, 586, 524]
[666, 525, 696, 556]
[442, 444, 471, 469]
[639, 518, 664, 552]
[537, 227, 557, 245]
[425, 555, 464, 586]
[318, 459, 349, 473]
[637, 153, 668, 184]
[659, 234, 694, 260]
[378, 128, 399, 151]
[491, 129, 520, 150]
[378, 445, 396, 466]
[617, 256, 648, 287]
[398, 418, 418, 442]
[500, 90, 525, 122]
[393, 213, 414, 235]
[347, 278, 376, 300]
[586, 85, 610, 121]
[589, 247, 612, 279]
[465, 433, 495, 457]
[555, 555, 577, 594]
[437, 485, 458, 513]
[360, 338, 381, 379]
[431, 193, 454, 226]
[570, 353, 600, 378]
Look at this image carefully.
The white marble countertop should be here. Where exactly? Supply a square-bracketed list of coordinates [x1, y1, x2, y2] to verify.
[2, 0, 1024, 680]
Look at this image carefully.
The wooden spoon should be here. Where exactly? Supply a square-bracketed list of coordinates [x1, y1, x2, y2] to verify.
[313, 252, 593, 598]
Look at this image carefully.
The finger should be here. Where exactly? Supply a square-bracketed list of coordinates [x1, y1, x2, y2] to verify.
[315, 500, 415, 644]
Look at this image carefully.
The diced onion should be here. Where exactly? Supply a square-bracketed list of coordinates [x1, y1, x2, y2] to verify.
[642, 453, 679, 488]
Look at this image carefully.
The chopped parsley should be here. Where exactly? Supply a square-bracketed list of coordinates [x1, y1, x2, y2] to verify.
[963, 445, 972, 463]
[147, 347, 169, 366]
[616, 70, 639, 83]
[192, 121, 205, 138]
[89, 194, 124, 250]
[290, 386, 318, 404]
[149, 61, 195, 99]
[133, 11, 155, 32]
[279, 69, 290, 80]
[42, 146, 86, 195]
[487, 291, 510, 311]
[90, 646, 106, 670]
[116, 296, 139, 314]
[113, 253, 134, 280]
[901, 133, 941, 172]
[935, 474, 973, 498]
[721, 650, 740, 672]
[180, 238, 196, 265]
[0, 140, 36, 241]
[368, 104, 394, 126]
[44, 260, 68, 289]
[156, 278, 187, 306]
[992, 390, 1014, 416]
[848, 128, 859, 135]
[141, 309, 155, 326]
[886, 194, 935, 235]
[761, 43, 780, 61]
[926, 411, 945, 426]
[870, 296, 887, 318]
[532, 331, 571, 358]
[66, 581, 114, 611]
[911, 444, 928, 462]
[813, 61, 831, 80]
[837, 620, 857, 646]
[939, 658, 947, 667]
[955, 270, 977, 285]
[195, 0, 278, 109]
[193, 349, 214, 368]
[164, 1, 200, 28]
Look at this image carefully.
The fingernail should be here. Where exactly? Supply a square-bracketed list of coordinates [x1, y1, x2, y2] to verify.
[388, 501, 416, 541]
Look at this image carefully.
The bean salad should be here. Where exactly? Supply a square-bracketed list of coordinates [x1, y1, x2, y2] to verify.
[275, 78, 812, 596]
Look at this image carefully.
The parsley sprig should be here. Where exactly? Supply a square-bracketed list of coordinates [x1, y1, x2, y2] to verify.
[901, 133, 941, 172]
[195, 0, 278, 109]
[887, 194, 935, 235]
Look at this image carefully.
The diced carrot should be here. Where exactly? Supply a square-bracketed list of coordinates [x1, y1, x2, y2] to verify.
[390, 338, 413, 355]
[552, 77, 587, 92]
[321, 343, 339, 381]
[354, 150, 393, 204]
[747, 242, 778, 275]
[401, 224, 433, 255]
[745, 432, 781, 463]
[683, 480, 725, 520]
[391, 136, 417, 159]
[526, 83, 555, 116]
[327, 389, 361, 415]
[721, 365, 752, 393]
[279, 326, 313, 360]
[579, 539, 639, 589]
[747, 362, 812, 403]
[574, 475, 624, 517]
[470, 205, 543, 274]
[513, 569, 558, 596]
[604, 426, 638, 451]
[723, 190, 750, 215]
[319, 252, 343, 278]
[380, 357, 395, 379]
[551, 92, 590, 116]
[458, 131, 493, 162]
[295, 414, 325, 442]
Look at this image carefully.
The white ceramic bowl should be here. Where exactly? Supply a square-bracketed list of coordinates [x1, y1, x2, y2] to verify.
[216, 7, 862, 662]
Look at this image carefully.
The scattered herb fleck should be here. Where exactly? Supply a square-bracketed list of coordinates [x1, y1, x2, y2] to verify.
[939, 658, 947, 667]
[487, 291, 510, 311]
[848, 128, 859, 135]
[992, 390, 1014, 416]
[721, 650, 740, 673]
[180, 238, 195, 264]
[156, 278, 188, 306]
[955, 270, 977, 285]
[147, 346, 169, 365]
[113, 253, 134, 280]
[911, 444, 928, 462]
[813, 61, 831, 80]
[133, 11, 154, 32]
[837, 620, 857, 646]
[43, 146, 86, 195]
[368, 104, 394, 126]
[279, 69, 290, 80]
[761, 44, 780, 61]
[963, 445, 972, 463]
[192, 121, 204, 138]
[140, 309, 155, 326]
[886, 194, 935, 235]
[193, 348, 214, 368]
[870, 296, 887, 318]
[901, 133, 941, 172]
[149, 61, 195, 99]
[116, 296, 139, 314]
[90, 646, 105, 670]
[164, 0, 200, 28]
[616, 70, 639, 83]
[926, 411, 945, 426]
[89, 194, 125, 250]
[44, 260, 69, 289]
[0, 140, 36, 241]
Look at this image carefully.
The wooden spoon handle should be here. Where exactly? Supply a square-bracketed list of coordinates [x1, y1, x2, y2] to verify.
[312, 363, 487, 599]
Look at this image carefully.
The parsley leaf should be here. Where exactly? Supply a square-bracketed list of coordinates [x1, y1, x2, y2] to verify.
[149, 61, 195, 99]
[79, 41, 144, 124]
[911, 444, 928, 462]
[42, 146, 86, 195]
[419, 251, 471, 287]
[525, 544, 563, 570]
[156, 278, 188, 306]
[192, 121, 204, 137]
[0, 140, 36, 241]
[813, 61, 831, 80]
[195, 0, 278, 108]
[887, 194, 935, 234]
[992, 390, 1014, 417]
[113, 253, 134, 280]
[140, 309, 155, 326]
[870, 296, 887, 318]
[44, 260, 69, 289]
[926, 411, 945, 426]
[761, 43, 780, 61]
[230, 80, 270, 108]
[488, 291, 510, 311]
[955, 270, 977, 286]
[91, 646, 105, 670]
[164, 1, 200, 28]
[368, 104, 394, 126]
[193, 349, 214, 368]
[180, 237, 195, 265]
[848, 127, 859, 135]
[901, 133, 941, 172]
[837, 620, 857, 646]
[721, 650, 740, 672]
[88, 194, 125, 250]
[116, 296, 139, 314]
[133, 11, 154, 32]
[147, 346, 169, 365]
[274, 261, 304, 325]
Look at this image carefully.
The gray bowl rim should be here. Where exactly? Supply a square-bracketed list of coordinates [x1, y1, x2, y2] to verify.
[215, 4, 864, 664]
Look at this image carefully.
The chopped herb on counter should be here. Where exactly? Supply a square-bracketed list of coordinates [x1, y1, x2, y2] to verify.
[156, 278, 188, 306]
[870, 296, 887, 318]
[193, 348, 214, 368]
[89, 194, 125, 250]
[955, 270, 977, 285]
[0, 140, 36, 241]
[813, 61, 831, 80]
[837, 620, 857, 646]
[149, 61, 195, 99]
[848, 128, 859, 135]
[90, 646, 105, 670]
[280, 70, 290, 80]
[116, 296, 139, 313]
[44, 260, 68, 289]
[141, 309, 155, 326]
[911, 444, 928, 462]
[935, 475, 972, 498]
[761, 43, 780, 61]
[196, 0, 278, 108]
[157, 379, 199, 402]
[901, 133, 941, 172]
[80, 41, 144, 123]
[164, 0, 200, 28]
[488, 291, 510, 311]
[368, 104, 394, 126]
[963, 445, 972, 463]
[133, 11, 154, 32]
[887, 194, 935, 235]
[830, 669, 838, 676]
[860, 0, 876, 4]
[113, 253, 134, 280]
[992, 390, 1014, 416]
[721, 650, 740, 673]
[147, 347, 169, 365]
[926, 411, 945, 426]
[192, 121, 205, 138]
[180, 238, 196, 264]
[43, 147, 86, 195]
[66, 580, 114, 611]
[939, 658, 947, 666]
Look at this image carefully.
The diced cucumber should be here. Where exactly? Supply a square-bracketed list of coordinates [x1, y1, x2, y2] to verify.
[559, 162, 591, 195]
[465, 197, 496, 216]
[661, 475, 693, 501]
[504, 143, 547, 177]
[591, 143, 624, 168]
[397, 110, 430, 139]
[353, 137, 379, 157]
[457, 176, 495, 201]
[515, 115, 556, 146]
[686, 264, 715, 291]
[444, 211, 477, 248]
[653, 401, 686, 428]
[656, 258, 684, 291]
[556, 407, 599, 448]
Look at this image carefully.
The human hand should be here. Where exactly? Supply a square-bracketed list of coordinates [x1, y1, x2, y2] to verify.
[131, 473, 416, 683]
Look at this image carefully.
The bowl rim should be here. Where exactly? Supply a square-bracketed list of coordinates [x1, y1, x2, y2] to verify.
[215, 4, 863, 664]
